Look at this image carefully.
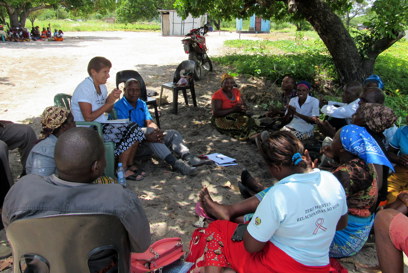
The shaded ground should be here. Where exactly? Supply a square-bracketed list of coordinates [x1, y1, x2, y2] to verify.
[0, 31, 405, 272]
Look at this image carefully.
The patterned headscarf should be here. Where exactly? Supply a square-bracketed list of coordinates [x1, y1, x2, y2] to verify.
[41, 106, 70, 136]
[340, 124, 394, 171]
[221, 73, 234, 84]
[358, 103, 397, 133]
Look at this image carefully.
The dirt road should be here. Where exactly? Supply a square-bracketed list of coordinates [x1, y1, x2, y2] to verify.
[0, 31, 257, 122]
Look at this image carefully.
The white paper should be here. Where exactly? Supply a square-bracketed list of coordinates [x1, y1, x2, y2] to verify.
[206, 153, 237, 166]
[100, 119, 129, 124]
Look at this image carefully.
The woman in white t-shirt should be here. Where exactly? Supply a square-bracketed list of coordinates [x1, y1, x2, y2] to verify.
[186, 131, 348, 273]
[71, 56, 145, 180]
[281, 81, 320, 140]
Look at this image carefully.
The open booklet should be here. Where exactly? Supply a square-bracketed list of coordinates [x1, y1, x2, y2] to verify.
[206, 153, 237, 166]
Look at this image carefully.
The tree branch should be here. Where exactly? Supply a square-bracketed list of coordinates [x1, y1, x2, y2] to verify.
[366, 31, 405, 59]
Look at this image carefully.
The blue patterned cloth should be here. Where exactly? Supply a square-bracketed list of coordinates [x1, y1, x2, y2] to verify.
[364, 74, 384, 89]
[329, 214, 375, 258]
[340, 124, 394, 171]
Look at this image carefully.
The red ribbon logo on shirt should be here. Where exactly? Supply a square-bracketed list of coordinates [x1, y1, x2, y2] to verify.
[313, 218, 327, 235]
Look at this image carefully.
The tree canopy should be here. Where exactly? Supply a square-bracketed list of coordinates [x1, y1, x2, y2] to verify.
[175, 0, 408, 84]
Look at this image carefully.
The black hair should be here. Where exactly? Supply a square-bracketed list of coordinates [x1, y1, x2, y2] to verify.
[256, 131, 307, 168]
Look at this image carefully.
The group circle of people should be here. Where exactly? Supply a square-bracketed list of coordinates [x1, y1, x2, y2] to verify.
[0, 24, 64, 42]
[0, 55, 407, 273]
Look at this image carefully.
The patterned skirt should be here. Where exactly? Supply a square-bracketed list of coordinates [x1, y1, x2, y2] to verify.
[211, 113, 260, 141]
[102, 122, 144, 157]
[329, 214, 375, 258]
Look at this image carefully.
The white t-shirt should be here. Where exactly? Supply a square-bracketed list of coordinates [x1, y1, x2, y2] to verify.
[286, 95, 320, 133]
[321, 98, 360, 122]
[247, 169, 347, 266]
[71, 77, 108, 123]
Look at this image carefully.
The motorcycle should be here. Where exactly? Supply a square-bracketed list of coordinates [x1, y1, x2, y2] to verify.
[182, 25, 213, 80]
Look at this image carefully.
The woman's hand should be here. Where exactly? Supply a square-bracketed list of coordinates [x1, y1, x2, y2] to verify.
[106, 88, 122, 105]
[304, 149, 318, 169]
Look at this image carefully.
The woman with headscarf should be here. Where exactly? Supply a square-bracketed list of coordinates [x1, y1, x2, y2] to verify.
[352, 103, 397, 206]
[26, 106, 75, 176]
[280, 80, 320, 140]
[211, 73, 258, 140]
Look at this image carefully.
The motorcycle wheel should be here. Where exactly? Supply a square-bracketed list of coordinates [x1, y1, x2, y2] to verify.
[202, 56, 213, 73]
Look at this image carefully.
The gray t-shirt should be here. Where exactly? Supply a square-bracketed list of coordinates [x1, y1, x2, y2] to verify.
[2, 174, 151, 252]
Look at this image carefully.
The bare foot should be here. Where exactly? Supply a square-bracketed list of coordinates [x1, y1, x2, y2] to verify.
[199, 187, 232, 221]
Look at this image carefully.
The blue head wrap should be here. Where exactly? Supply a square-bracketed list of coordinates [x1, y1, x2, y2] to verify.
[340, 124, 394, 171]
[364, 74, 384, 90]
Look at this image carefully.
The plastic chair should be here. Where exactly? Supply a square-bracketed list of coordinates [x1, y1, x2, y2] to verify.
[53, 93, 115, 178]
[159, 60, 197, 114]
[115, 70, 161, 128]
[7, 213, 130, 273]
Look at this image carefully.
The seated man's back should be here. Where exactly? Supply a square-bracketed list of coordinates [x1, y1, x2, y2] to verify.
[2, 127, 151, 253]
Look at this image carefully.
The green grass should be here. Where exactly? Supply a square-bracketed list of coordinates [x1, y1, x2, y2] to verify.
[27, 19, 161, 32]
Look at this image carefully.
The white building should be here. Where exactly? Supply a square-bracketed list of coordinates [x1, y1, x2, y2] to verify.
[158, 10, 207, 36]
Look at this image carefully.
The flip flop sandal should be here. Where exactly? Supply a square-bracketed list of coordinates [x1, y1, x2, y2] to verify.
[126, 173, 144, 181]
[194, 202, 215, 222]
[128, 166, 147, 177]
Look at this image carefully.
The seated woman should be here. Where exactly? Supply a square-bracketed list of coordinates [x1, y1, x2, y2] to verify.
[352, 103, 396, 206]
[211, 73, 258, 141]
[387, 115, 408, 204]
[281, 81, 319, 140]
[187, 131, 348, 273]
[26, 106, 116, 184]
[71, 56, 145, 180]
[200, 125, 394, 259]
[26, 106, 75, 176]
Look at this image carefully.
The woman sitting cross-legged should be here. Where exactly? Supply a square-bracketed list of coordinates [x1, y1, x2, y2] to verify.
[186, 131, 348, 273]
[71, 56, 145, 180]
[211, 73, 259, 141]
[280, 81, 319, 140]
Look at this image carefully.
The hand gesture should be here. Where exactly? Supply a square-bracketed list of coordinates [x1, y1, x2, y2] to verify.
[106, 88, 122, 105]
[304, 149, 318, 169]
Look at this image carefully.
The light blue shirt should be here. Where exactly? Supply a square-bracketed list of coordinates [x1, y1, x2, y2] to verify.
[247, 169, 347, 266]
[390, 125, 408, 155]
[26, 135, 58, 176]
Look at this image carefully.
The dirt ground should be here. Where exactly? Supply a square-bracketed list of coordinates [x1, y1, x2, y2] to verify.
[0, 31, 406, 272]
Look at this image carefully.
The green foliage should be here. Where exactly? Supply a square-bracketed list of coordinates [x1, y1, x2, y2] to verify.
[33, 19, 160, 31]
[116, 0, 159, 23]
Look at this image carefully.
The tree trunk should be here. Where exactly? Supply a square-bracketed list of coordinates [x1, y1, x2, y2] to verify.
[297, 0, 365, 84]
